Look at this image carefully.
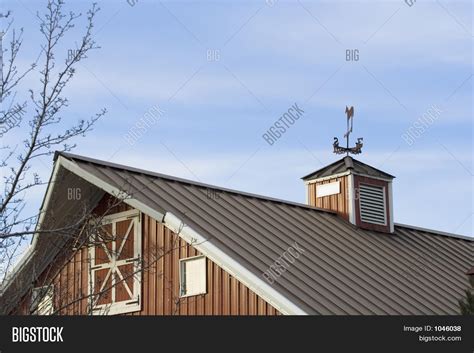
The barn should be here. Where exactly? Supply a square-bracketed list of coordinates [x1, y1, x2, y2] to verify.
[0, 152, 472, 315]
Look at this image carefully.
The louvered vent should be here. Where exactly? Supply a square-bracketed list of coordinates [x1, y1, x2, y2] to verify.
[359, 184, 386, 225]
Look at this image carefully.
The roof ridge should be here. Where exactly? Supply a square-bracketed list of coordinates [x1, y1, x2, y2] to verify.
[57, 151, 337, 215]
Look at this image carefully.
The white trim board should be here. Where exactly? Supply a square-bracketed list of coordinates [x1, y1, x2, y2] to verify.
[305, 171, 393, 185]
[347, 174, 356, 225]
[388, 181, 394, 233]
[58, 157, 165, 223]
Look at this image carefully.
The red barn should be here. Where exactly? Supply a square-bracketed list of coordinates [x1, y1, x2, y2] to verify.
[1, 152, 472, 315]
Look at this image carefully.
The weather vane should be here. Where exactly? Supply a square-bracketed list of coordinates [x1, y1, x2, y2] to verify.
[333, 106, 363, 155]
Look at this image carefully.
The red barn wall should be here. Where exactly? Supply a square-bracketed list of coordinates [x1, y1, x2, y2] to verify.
[10, 195, 280, 315]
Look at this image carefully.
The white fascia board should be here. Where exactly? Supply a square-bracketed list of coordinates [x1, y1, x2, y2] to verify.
[58, 156, 165, 223]
[347, 173, 356, 225]
[388, 181, 394, 233]
[99, 209, 139, 224]
[305, 172, 392, 185]
[163, 212, 308, 315]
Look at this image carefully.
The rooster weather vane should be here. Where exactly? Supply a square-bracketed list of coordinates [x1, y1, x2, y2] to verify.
[333, 106, 363, 155]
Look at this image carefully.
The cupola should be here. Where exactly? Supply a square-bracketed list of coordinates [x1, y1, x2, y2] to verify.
[302, 156, 395, 233]
[302, 106, 395, 233]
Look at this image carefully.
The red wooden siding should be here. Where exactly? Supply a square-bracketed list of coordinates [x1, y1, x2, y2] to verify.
[307, 176, 350, 220]
[10, 196, 280, 315]
[134, 214, 279, 315]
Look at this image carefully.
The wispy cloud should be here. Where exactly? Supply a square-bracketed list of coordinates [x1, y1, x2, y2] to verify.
[4, 0, 472, 238]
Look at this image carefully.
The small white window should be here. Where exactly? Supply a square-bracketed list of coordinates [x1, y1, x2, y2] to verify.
[180, 256, 207, 297]
[31, 286, 54, 315]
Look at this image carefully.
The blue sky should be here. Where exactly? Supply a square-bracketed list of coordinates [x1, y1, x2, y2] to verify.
[2, 0, 473, 237]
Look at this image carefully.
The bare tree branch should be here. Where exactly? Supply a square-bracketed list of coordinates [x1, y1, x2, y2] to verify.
[0, 0, 106, 282]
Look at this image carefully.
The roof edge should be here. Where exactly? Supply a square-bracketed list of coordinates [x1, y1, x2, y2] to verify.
[395, 223, 474, 242]
[301, 156, 395, 181]
[57, 152, 337, 215]
[0, 156, 65, 293]
[301, 157, 348, 180]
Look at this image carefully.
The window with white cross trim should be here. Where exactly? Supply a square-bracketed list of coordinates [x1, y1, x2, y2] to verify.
[89, 209, 142, 315]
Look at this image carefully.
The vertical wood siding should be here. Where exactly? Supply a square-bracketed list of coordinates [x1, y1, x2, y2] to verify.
[10, 196, 280, 316]
[134, 214, 279, 315]
[307, 176, 349, 220]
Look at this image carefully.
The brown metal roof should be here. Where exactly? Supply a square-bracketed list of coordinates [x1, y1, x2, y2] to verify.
[54, 152, 472, 315]
[302, 156, 395, 181]
[2, 153, 471, 314]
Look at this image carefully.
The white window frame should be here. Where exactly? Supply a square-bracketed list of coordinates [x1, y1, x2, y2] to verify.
[31, 285, 54, 315]
[88, 209, 142, 315]
[179, 255, 207, 298]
